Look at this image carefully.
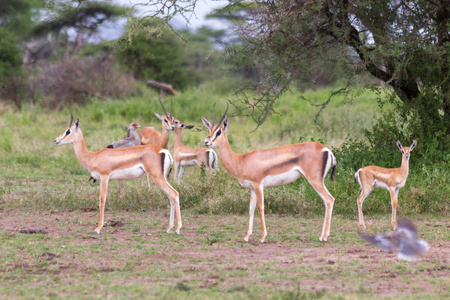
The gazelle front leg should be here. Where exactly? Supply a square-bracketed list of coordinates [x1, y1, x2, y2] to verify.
[244, 185, 267, 242]
[244, 187, 258, 242]
[94, 176, 109, 234]
[390, 188, 399, 230]
[256, 184, 267, 243]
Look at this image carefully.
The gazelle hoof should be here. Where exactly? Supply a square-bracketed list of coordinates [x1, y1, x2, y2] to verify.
[319, 237, 327, 242]
[244, 236, 250, 242]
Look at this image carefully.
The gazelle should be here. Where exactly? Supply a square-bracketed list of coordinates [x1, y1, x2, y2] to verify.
[202, 104, 336, 242]
[89, 122, 142, 191]
[55, 115, 182, 234]
[172, 118, 218, 181]
[355, 140, 417, 230]
[139, 97, 175, 149]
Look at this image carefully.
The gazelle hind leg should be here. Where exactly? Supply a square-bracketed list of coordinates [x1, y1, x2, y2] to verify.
[356, 190, 371, 230]
[153, 175, 181, 234]
[244, 188, 257, 242]
[308, 179, 335, 241]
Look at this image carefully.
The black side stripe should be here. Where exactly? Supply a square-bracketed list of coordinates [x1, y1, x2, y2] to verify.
[160, 152, 165, 175]
[263, 157, 300, 175]
[321, 151, 329, 180]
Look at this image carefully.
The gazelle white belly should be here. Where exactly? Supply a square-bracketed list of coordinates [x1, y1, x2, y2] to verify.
[109, 164, 146, 180]
[180, 159, 198, 167]
[262, 167, 302, 187]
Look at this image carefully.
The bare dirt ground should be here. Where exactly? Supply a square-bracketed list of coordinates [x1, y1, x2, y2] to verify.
[0, 209, 449, 298]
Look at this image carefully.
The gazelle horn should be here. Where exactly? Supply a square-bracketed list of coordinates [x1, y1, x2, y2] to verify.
[69, 114, 74, 127]
[212, 103, 216, 126]
[170, 96, 173, 116]
[159, 96, 169, 116]
[217, 103, 229, 126]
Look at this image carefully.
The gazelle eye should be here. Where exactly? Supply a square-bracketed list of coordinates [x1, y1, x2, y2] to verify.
[215, 129, 222, 138]
[66, 129, 71, 135]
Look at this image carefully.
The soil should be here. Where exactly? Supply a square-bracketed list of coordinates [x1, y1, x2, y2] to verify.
[0, 209, 449, 298]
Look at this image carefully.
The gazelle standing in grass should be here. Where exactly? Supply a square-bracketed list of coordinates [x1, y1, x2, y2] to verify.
[355, 140, 417, 230]
[172, 118, 218, 181]
[55, 115, 182, 235]
[202, 104, 336, 243]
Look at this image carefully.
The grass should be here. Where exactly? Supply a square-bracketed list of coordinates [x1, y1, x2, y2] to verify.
[0, 211, 448, 299]
[0, 83, 449, 298]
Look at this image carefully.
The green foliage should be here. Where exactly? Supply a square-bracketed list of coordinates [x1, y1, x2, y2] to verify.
[116, 20, 192, 90]
[0, 0, 44, 38]
[0, 28, 23, 83]
[33, 0, 128, 38]
[0, 87, 448, 218]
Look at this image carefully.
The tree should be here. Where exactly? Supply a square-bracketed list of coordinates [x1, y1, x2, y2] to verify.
[116, 19, 197, 90]
[41, 1, 450, 154]
[224, 1, 450, 151]
[26, 0, 127, 65]
[0, 0, 44, 38]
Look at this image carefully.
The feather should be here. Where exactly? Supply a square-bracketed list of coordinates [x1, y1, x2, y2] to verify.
[358, 218, 429, 261]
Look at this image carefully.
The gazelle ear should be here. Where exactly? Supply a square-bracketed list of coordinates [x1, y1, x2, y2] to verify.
[154, 112, 164, 121]
[410, 140, 417, 151]
[396, 140, 403, 151]
[74, 119, 80, 132]
[202, 117, 212, 129]
[185, 125, 194, 130]
[223, 116, 229, 133]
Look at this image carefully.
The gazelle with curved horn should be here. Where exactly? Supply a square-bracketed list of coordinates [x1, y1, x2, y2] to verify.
[139, 96, 175, 148]
[202, 104, 336, 242]
[172, 118, 218, 181]
[55, 115, 182, 235]
[355, 140, 417, 230]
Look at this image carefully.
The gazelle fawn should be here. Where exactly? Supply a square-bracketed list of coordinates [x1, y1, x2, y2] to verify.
[202, 104, 336, 242]
[173, 118, 218, 181]
[55, 115, 182, 234]
[355, 140, 417, 230]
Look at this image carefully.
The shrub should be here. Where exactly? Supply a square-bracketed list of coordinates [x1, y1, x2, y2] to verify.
[31, 56, 138, 109]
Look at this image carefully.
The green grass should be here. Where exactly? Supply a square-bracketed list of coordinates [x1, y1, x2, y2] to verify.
[0, 211, 448, 299]
[0, 83, 449, 298]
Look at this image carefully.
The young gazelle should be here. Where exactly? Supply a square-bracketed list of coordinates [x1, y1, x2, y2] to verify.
[355, 140, 417, 230]
[202, 104, 336, 242]
[55, 115, 182, 234]
[172, 118, 218, 181]
[139, 97, 175, 148]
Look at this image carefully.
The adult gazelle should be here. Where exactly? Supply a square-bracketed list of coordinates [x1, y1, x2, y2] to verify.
[55, 115, 182, 234]
[202, 104, 336, 242]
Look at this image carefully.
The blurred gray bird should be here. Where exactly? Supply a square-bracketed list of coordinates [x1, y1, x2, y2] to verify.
[358, 218, 429, 261]
[106, 122, 141, 149]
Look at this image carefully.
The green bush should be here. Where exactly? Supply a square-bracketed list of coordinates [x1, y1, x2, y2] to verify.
[0, 27, 23, 82]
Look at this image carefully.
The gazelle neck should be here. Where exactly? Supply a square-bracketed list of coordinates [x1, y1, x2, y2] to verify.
[71, 130, 94, 169]
[215, 133, 240, 175]
[174, 127, 182, 148]
[400, 155, 410, 175]
[160, 123, 171, 149]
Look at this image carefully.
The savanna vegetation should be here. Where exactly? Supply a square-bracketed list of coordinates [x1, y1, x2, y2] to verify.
[0, 0, 449, 298]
